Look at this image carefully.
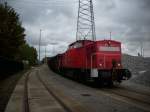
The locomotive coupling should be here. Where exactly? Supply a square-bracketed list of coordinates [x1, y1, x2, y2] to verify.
[111, 68, 132, 82]
[122, 69, 132, 80]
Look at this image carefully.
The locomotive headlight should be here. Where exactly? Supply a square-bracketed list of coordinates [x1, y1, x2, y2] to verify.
[99, 63, 102, 66]
[118, 63, 121, 66]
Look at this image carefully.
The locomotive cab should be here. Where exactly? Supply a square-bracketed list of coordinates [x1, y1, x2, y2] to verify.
[89, 40, 131, 84]
[95, 40, 121, 69]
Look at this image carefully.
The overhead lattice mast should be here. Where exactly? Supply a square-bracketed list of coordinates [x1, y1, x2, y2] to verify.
[76, 0, 96, 41]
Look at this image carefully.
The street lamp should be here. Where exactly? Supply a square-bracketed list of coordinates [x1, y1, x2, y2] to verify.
[38, 29, 42, 64]
[45, 45, 47, 64]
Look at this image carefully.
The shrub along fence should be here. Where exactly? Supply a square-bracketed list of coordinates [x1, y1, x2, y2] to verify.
[0, 57, 24, 79]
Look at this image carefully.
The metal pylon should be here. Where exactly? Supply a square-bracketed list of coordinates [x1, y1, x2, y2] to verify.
[76, 0, 96, 41]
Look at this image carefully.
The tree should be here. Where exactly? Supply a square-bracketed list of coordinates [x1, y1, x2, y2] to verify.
[0, 3, 25, 59]
[19, 43, 37, 65]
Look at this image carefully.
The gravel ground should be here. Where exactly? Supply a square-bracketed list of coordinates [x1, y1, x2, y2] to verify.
[0, 71, 25, 112]
[122, 54, 150, 87]
[122, 54, 150, 75]
[130, 70, 150, 87]
[39, 65, 148, 112]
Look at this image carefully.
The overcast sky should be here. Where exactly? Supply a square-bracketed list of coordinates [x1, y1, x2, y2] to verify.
[6, 0, 150, 59]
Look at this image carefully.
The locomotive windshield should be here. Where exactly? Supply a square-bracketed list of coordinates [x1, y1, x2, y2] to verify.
[99, 46, 120, 51]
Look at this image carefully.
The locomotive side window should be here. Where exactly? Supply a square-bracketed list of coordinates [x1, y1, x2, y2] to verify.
[69, 45, 73, 49]
[74, 42, 82, 48]
[99, 46, 120, 51]
[69, 42, 82, 49]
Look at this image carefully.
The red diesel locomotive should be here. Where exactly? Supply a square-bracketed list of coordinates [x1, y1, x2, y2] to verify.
[48, 39, 131, 85]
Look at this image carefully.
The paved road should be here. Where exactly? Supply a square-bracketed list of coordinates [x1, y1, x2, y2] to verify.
[5, 65, 150, 112]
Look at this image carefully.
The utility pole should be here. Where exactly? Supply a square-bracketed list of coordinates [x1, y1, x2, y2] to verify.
[45, 46, 47, 63]
[110, 32, 112, 40]
[38, 29, 42, 64]
[140, 41, 143, 57]
[143, 48, 144, 57]
[76, 0, 96, 41]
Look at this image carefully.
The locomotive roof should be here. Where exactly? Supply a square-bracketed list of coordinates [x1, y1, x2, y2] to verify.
[69, 40, 94, 46]
[69, 39, 121, 46]
[97, 40, 121, 44]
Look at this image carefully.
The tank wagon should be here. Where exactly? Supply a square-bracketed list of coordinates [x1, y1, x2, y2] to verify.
[48, 39, 131, 86]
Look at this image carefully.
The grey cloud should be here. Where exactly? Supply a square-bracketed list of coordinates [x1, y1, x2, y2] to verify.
[8, 0, 75, 24]
[7, 0, 150, 58]
[96, 0, 150, 50]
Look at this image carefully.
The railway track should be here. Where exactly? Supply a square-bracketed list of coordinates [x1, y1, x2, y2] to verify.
[36, 71, 73, 112]
[23, 69, 89, 112]
[6, 65, 150, 112]
[96, 86, 150, 112]
[23, 71, 30, 112]
[119, 85, 150, 97]
[110, 86, 150, 101]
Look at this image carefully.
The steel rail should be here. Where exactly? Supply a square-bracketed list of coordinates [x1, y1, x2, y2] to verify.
[96, 88, 150, 112]
[101, 88, 150, 105]
[23, 72, 30, 112]
[36, 71, 72, 112]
